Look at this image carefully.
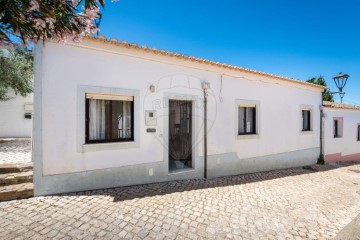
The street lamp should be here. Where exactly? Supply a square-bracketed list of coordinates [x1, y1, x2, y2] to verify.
[95, 17, 101, 38]
[331, 72, 349, 103]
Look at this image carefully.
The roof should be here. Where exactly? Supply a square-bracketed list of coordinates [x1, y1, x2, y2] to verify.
[323, 101, 360, 111]
[81, 36, 326, 90]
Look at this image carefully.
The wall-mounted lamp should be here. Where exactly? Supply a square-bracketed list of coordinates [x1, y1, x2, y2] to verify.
[149, 85, 156, 93]
[201, 81, 211, 90]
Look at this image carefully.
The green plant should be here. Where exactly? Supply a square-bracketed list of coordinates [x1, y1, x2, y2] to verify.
[0, 46, 33, 101]
[307, 76, 334, 102]
[317, 154, 325, 165]
[0, 0, 105, 45]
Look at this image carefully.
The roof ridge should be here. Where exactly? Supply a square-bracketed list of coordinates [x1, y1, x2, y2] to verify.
[81, 35, 326, 90]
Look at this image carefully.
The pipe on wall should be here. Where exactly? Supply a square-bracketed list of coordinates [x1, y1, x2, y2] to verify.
[319, 90, 325, 163]
[320, 106, 324, 157]
[203, 87, 208, 178]
[202, 81, 210, 178]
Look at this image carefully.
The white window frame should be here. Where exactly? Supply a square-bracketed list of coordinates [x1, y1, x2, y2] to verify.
[300, 105, 314, 134]
[85, 93, 134, 144]
[235, 99, 260, 140]
[76, 85, 140, 153]
[333, 117, 344, 138]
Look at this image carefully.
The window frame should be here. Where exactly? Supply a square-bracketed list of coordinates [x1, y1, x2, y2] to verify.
[299, 105, 313, 134]
[76, 85, 140, 153]
[238, 106, 257, 135]
[85, 98, 135, 144]
[302, 109, 311, 132]
[235, 99, 260, 139]
[334, 119, 339, 138]
[333, 117, 343, 138]
[357, 124, 360, 141]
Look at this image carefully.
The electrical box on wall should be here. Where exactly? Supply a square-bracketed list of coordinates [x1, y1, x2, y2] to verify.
[145, 111, 157, 126]
[24, 103, 33, 112]
[24, 113, 32, 119]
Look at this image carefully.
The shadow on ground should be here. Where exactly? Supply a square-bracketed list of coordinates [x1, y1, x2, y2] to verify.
[54, 162, 360, 203]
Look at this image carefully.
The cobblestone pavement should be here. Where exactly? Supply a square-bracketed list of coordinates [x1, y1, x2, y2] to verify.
[334, 212, 360, 240]
[1, 163, 360, 240]
[0, 138, 31, 164]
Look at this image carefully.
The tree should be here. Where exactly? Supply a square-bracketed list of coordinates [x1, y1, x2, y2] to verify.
[306, 76, 334, 102]
[0, 0, 105, 46]
[0, 46, 33, 101]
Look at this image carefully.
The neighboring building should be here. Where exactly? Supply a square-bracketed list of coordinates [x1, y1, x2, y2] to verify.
[0, 90, 33, 138]
[323, 101, 360, 162]
[33, 36, 326, 196]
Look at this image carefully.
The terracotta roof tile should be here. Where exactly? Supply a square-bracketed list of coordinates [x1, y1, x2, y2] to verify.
[81, 36, 327, 90]
[323, 101, 360, 111]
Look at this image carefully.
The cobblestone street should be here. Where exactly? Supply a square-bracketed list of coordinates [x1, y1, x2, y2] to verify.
[0, 161, 360, 239]
[0, 139, 31, 164]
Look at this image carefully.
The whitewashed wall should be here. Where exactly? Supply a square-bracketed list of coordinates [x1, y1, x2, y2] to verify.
[33, 40, 323, 195]
[324, 108, 360, 162]
[0, 90, 33, 138]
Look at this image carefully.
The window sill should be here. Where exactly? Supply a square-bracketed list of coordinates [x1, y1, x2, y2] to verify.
[236, 134, 260, 140]
[300, 130, 313, 135]
[81, 141, 139, 153]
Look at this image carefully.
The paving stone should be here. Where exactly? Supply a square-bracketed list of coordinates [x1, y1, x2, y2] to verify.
[0, 139, 31, 165]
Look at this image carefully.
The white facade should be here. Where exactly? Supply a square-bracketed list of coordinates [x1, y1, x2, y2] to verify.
[323, 102, 360, 162]
[0, 90, 33, 138]
[33, 38, 325, 195]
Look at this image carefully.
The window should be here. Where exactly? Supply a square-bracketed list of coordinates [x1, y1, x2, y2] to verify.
[302, 110, 311, 131]
[357, 124, 360, 141]
[85, 93, 134, 143]
[333, 118, 343, 138]
[238, 106, 256, 135]
[334, 120, 339, 137]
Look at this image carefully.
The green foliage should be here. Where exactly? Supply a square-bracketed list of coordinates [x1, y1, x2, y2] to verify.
[0, 46, 33, 101]
[0, 0, 105, 46]
[317, 154, 325, 165]
[306, 76, 334, 102]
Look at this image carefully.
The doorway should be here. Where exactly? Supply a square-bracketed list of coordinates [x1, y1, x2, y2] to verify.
[168, 100, 193, 173]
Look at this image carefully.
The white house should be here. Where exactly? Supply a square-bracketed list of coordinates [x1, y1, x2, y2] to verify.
[0, 90, 33, 138]
[323, 101, 360, 162]
[33, 36, 326, 195]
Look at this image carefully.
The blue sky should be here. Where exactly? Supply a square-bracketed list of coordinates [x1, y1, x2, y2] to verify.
[99, 0, 360, 104]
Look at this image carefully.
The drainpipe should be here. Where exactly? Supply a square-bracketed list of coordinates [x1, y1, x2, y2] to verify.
[202, 82, 210, 178]
[319, 90, 325, 164]
[320, 105, 324, 157]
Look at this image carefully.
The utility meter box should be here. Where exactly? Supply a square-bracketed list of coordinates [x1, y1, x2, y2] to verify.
[145, 111, 157, 126]
[24, 103, 33, 112]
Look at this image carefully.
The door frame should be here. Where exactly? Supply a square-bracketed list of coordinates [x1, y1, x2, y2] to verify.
[168, 99, 193, 171]
[163, 94, 199, 175]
